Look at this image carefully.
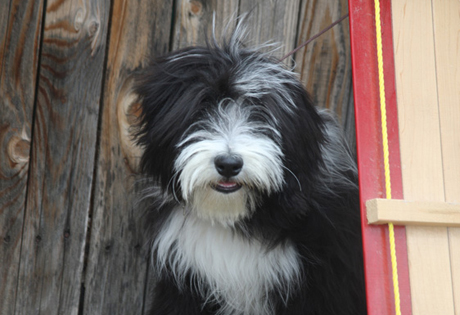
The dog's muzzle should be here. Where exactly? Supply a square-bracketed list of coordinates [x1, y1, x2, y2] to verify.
[213, 155, 243, 193]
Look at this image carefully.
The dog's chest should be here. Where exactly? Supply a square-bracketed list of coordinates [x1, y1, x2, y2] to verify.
[154, 210, 301, 314]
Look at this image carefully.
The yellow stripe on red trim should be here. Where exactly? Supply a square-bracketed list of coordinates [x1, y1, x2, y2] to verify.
[373, 0, 402, 314]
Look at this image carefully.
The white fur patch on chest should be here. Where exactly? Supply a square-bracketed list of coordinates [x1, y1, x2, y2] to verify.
[153, 209, 301, 315]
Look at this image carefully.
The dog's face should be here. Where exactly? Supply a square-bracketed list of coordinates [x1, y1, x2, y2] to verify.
[135, 43, 325, 226]
[174, 99, 284, 224]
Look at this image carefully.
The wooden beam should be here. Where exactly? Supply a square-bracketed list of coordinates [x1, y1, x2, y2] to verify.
[367, 199, 460, 227]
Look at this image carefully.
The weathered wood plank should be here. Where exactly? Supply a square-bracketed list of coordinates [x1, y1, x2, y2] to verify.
[1, 1, 357, 313]
[0, 1, 13, 68]
[172, 0, 240, 49]
[82, 1, 174, 314]
[432, 0, 460, 312]
[0, 1, 45, 314]
[13, 1, 111, 314]
[171, 0, 301, 56]
[392, 0, 455, 313]
[238, 0, 301, 59]
[294, 0, 352, 126]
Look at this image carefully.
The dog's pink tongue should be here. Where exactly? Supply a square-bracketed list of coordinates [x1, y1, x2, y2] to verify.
[218, 181, 238, 188]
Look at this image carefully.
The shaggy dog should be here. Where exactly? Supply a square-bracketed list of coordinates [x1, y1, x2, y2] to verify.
[134, 26, 366, 315]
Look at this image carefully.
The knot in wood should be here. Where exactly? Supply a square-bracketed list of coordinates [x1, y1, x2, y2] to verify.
[74, 8, 85, 31]
[105, 242, 112, 253]
[8, 135, 30, 165]
[189, 1, 203, 17]
[88, 21, 99, 36]
[35, 235, 42, 244]
[117, 81, 142, 173]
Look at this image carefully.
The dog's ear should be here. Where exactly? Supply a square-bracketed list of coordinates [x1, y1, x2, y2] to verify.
[268, 82, 326, 194]
[133, 48, 202, 189]
[133, 44, 242, 188]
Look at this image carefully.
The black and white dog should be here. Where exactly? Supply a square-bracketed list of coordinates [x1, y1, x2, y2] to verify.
[134, 26, 366, 315]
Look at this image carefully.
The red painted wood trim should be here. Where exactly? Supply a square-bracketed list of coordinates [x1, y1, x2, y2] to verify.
[348, 1, 412, 314]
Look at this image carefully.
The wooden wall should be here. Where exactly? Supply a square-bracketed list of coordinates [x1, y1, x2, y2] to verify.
[0, 0, 353, 314]
[392, 0, 460, 313]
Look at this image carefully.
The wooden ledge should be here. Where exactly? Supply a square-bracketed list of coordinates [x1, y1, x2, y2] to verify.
[366, 199, 460, 227]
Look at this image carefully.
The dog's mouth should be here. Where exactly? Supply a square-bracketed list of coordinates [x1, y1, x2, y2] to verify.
[212, 181, 242, 194]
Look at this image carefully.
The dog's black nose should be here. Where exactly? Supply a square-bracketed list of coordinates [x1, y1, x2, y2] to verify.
[214, 155, 243, 177]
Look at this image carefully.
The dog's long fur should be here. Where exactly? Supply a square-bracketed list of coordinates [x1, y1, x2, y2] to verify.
[134, 26, 366, 315]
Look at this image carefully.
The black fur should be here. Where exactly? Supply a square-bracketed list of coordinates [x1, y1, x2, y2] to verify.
[135, 37, 366, 315]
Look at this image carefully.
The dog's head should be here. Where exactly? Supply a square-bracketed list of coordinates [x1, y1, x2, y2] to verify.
[134, 37, 326, 226]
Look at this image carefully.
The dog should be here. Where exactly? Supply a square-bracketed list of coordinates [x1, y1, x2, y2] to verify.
[133, 25, 366, 315]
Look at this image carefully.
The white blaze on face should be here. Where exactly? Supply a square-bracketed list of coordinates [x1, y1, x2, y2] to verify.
[174, 101, 284, 225]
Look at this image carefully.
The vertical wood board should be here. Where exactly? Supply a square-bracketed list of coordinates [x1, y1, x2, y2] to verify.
[14, 0, 111, 314]
[432, 0, 460, 312]
[238, 0, 301, 58]
[348, 0, 412, 313]
[172, 0, 239, 49]
[392, 0, 455, 313]
[295, 1, 352, 120]
[0, 1, 45, 314]
[296, 0, 355, 150]
[0, 0, 13, 69]
[83, 1, 174, 314]
[0, 1, 359, 313]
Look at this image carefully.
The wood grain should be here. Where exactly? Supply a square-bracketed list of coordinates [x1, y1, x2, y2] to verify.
[172, 0, 239, 49]
[0, 1, 13, 68]
[0, 1, 45, 315]
[13, 0, 110, 314]
[82, 1, 173, 314]
[1, 1, 358, 313]
[294, 0, 355, 153]
[294, 0, 352, 122]
[367, 199, 460, 227]
[432, 0, 460, 312]
[238, 0, 301, 59]
[392, 0, 455, 313]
